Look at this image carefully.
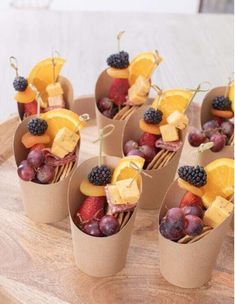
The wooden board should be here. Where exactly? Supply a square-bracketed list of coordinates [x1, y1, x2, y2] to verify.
[0, 103, 233, 304]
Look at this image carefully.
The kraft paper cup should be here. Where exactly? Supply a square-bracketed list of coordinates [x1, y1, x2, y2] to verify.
[13, 117, 79, 223]
[68, 156, 139, 277]
[198, 86, 233, 166]
[159, 179, 233, 288]
[72, 95, 96, 120]
[95, 69, 152, 157]
[122, 105, 186, 210]
[17, 75, 74, 121]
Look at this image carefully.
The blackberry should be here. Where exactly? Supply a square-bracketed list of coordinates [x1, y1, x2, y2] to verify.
[107, 51, 129, 69]
[88, 165, 112, 186]
[178, 165, 207, 187]
[13, 76, 28, 92]
[144, 108, 163, 124]
[212, 96, 231, 111]
[28, 118, 48, 136]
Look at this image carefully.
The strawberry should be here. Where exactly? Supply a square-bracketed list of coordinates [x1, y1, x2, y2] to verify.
[24, 100, 38, 116]
[108, 78, 129, 106]
[179, 191, 204, 209]
[76, 196, 106, 223]
[139, 132, 158, 149]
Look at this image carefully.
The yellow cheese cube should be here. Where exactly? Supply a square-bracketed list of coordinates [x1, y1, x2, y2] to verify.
[51, 127, 79, 158]
[203, 196, 234, 228]
[106, 184, 122, 205]
[48, 95, 64, 107]
[160, 124, 179, 142]
[46, 82, 63, 97]
[167, 111, 189, 130]
[116, 179, 140, 203]
[128, 75, 150, 105]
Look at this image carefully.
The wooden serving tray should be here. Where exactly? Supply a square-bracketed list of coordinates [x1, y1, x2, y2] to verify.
[0, 102, 233, 304]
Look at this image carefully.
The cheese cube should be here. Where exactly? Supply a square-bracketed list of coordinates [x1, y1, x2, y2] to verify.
[48, 95, 64, 107]
[160, 124, 179, 142]
[46, 82, 63, 97]
[116, 179, 140, 203]
[51, 127, 80, 158]
[128, 75, 150, 105]
[106, 184, 122, 205]
[203, 196, 234, 228]
[167, 111, 189, 130]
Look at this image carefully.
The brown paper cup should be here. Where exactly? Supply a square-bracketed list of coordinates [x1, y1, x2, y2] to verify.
[95, 69, 152, 157]
[13, 117, 79, 223]
[68, 156, 138, 277]
[159, 179, 233, 288]
[17, 75, 74, 121]
[198, 86, 233, 165]
[72, 95, 96, 119]
[122, 105, 186, 210]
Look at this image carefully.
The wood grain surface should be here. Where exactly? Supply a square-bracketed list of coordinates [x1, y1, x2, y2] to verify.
[0, 102, 234, 304]
[0, 11, 233, 121]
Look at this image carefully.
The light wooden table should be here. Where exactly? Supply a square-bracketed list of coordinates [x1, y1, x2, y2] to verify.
[0, 10, 233, 121]
[0, 10, 233, 304]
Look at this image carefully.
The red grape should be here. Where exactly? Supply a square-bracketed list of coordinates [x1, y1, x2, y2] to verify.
[124, 140, 138, 155]
[17, 160, 35, 181]
[83, 220, 103, 237]
[184, 215, 203, 236]
[37, 165, 55, 184]
[97, 97, 113, 112]
[99, 215, 120, 236]
[161, 208, 186, 241]
[188, 127, 206, 147]
[210, 133, 226, 152]
[139, 145, 156, 162]
[27, 149, 44, 168]
[182, 205, 203, 219]
[203, 120, 220, 138]
[127, 149, 145, 159]
[221, 121, 234, 139]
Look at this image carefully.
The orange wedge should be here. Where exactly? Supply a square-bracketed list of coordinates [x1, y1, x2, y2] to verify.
[28, 57, 65, 107]
[112, 156, 145, 188]
[228, 81, 234, 111]
[202, 158, 234, 208]
[41, 109, 86, 140]
[128, 51, 162, 86]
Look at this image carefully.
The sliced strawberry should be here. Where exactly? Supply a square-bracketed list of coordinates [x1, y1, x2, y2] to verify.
[24, 100, 38, 116]
[139, 132, 158, 149]
[76, 196, 106, 224]
[108, 78, 129, 106]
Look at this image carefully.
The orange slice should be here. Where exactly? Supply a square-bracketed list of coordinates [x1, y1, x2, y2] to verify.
[15, 85, 36, 104]
[107, 67, 129, 79]
[28, 57, 65, 107]
[228, 81, 234, 111]
[128, 51, 162, 86]
[202, 158, 234, 208]
[112, 155, 145, 188]
[211, 109, 233, 119]
[139, 118, 161, 135]
[178, 178, 205, 197]
[80, 179, 105, 197]
[41, 109, 86, 140]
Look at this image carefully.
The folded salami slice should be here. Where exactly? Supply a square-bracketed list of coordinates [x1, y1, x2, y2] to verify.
[155, 139, 182, 152]
[44, 151, 76, 166]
